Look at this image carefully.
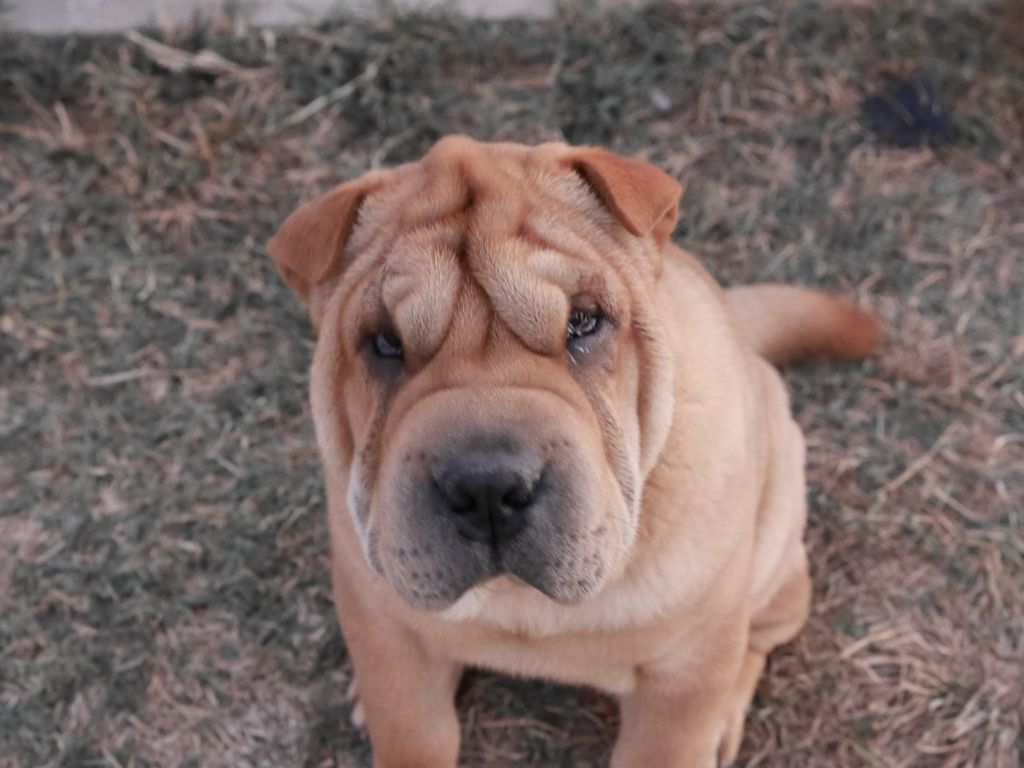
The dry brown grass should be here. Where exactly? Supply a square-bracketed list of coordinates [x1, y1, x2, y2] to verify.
[1, 1, 1021, 766]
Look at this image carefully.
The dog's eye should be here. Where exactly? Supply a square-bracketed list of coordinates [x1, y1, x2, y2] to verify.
[371, 330, 403, 359]
[567, 309, 601, 341]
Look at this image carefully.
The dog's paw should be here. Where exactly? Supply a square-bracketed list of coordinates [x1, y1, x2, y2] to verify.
[346, 676, 366, 731]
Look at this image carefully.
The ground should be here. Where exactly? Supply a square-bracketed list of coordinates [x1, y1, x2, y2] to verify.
[1, 1, 1022, 766]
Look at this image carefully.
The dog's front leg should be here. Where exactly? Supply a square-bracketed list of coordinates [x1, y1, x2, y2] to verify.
[611, 663, 744, 768]
[332, 577, 462, 767]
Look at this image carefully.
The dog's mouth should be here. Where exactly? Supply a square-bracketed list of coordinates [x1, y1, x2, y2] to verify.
[370, 476, 622, 613]
[388, 546, 608, 612]
[350, 439, 636, 612]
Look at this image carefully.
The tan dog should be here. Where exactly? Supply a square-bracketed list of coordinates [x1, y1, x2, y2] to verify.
[267, 136, 880, 767]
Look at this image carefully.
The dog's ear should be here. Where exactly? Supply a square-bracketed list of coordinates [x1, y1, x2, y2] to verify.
[267, 174, 383, 321]
[570, 148, 682, 247]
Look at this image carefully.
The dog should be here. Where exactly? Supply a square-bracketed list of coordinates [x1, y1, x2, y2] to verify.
[267, 136, 881, 767]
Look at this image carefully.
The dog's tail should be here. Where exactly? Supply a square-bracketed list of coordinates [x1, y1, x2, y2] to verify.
[725, 284, 883, 366]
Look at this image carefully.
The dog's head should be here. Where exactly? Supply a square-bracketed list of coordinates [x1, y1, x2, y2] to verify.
[268, 137, 681, 610]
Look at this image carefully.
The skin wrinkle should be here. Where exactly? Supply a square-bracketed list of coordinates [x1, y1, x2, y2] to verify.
[462, 262, 497, 360]
[475, 257, 567, 355]
[466, 187, 555, 355]
[515, 215, 634, 328]
[383, 245, 459, 363]
[522, 209, 611, 275]
[526, 167, 612, 232]
[629, 305, 675, 477]
[478, 245, 625, 356]
[388, 382, 596, 443]
[350, 368, 400, 529]
[339, 203, 402, 306]
[580, 380, 638, 515]
[523, 178, 639, 270]
[428, 278, 466, 367]
[337, 262, 387, 360]
[397, 161, 466, 231]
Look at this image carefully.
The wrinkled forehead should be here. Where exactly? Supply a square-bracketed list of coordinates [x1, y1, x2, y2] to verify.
[340, 145, 631, 358]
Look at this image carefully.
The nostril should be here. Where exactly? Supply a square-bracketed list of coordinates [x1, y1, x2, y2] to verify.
[501, 473, 540, 510]
[432, 477, 474, 514]
[450, 496, 475, 515]
[502, 487, 531, 510]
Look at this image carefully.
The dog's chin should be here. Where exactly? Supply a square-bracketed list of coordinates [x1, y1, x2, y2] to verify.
[369, 534, 493, 612]
[391, 575, 605, 616]
[391, 581, 471, 612]
[376, 544, 615, 614]
[522, 572, 604, 605]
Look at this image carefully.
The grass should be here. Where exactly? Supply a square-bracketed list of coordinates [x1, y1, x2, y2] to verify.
[1, 1, 1021, 766]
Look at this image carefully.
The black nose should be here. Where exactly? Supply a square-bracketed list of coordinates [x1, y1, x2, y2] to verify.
[432, 448, 542, 546]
